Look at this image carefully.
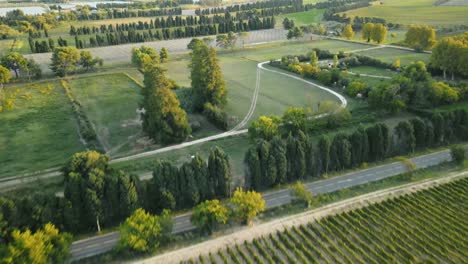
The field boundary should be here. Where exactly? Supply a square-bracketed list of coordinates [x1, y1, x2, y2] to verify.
[135, 170, 468, 264]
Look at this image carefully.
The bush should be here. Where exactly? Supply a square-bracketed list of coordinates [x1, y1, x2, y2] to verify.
[203, 103, 228, 130]
[450, 145, 465, 165]
[346, 81, 367, 97]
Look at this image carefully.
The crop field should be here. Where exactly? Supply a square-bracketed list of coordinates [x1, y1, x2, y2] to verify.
[188, 177, 468, 264]
[353, 47, 430, 65]
[340, 0, 468, 26]
[0, 82, 84, 178]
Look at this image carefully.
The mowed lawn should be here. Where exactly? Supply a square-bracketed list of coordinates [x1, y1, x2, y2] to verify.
[0, 82, 84, 177]
[68, 73, 143, 156]
[276, 9, 325, 26]
[354, 47, 430, 65]
[340, 0, 468, 26]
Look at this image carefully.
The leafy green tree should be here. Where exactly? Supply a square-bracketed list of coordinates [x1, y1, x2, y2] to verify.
[393, 121, 416, 155]
[191, 154, 209, 200]
[50, 47, 80, 77]
[208, 147, 231, 197]
[345, 81, 367, 97]
[159, 47, 169, 63]
[330, 133, 352, 171]
[118, 208, 162, 253]
[286, 133, 306, 181]
[191, 199, 228, 233]
[63, 151, 109, 232]
[410, 118, 427, 149]
[131, 46, 159, 70]
[79, 50, 102, 71]
[362, 22, 374, 42]
[248, 116, 280, 140]
[0, 65, 11, 89]
[256, 140, 271, 188]
[450, 145, 465, 165]
[271, 136, 287, 184]
[141, 64, 190, 144]
[371, 23, 387, 43]
[287, 26, 303, 39]
[1, 53, 27, 79]
[230, 188, 265, 225]
[342, 24, 354, 40]
[282, 107, 307, 134]
[2, 223, 72, 264]
[405, 25, 436, 50]
[430, 82, 459, 105]
[117, 172, 139, 219]
[368, 84, 406, 114]
[189, 41, 227, 110]
[393, 58, 401, 69]
[179, 162, 199, 207]
[216, 31, 237, 49]
[318, 136, 331, 175]
[245, 147, 261, 190]
[310, 51, 318, 67]
[291, 182, 315, 208]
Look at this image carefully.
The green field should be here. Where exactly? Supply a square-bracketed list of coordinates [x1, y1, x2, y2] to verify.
[67, 73, 143, 156]
[276, 9, 325, 27]
[0, 82, 84, 177]
[341, 0, 468, 26]
[354, 47, 430, 65]
[191, 177, 468, 263]
[348, 66, 397, 77]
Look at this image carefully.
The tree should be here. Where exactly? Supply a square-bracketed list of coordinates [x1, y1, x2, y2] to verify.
[430, 82, 459, 105]
[282, 107, 307, 134]
[405, 25, 436, 50]
[368, 84, 406, 114]
[50, 47, 80, 77]
[342, 24, 355, 40]
[79, 50, 101, 71]
[191, 199, 228, 234]
[270, 137, 287, 185]
[371, 23, 387, 43]
[450, 145, 465, 165]
[159, 47, 169, 63]
[248, 115, 280, 141]
[189, 41, 227, 110]
[0, 65, 11, 89]
[393, 58, 401, 69]
[230, 188, 265, 226]
[118, 208, 162, 253]
[431, 35, 467, 79]
[141, 64, 190, 144]
[287, 26, 303, 40]
[310, 51, 318, 67]
[393, 121, 416, 155]
[131, 46, 159, 70]
[208, 147, 231, 197]
[291, 181, 315, 208]
[345, 81, 367, 97]
[2, 223, 72, 264]
[63, 151, 109, 232]
[1, 52, 27, 79]
[333, 54, 338, 68]
[362, 22, 374, 42]
[216, 32, 237, 50]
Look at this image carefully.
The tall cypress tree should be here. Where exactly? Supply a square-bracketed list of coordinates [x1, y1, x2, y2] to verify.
[271, 136, 287, 184]
[245, 147, 261, 190]
[317, 136, 331, 175]
[208, 147, 231, 197]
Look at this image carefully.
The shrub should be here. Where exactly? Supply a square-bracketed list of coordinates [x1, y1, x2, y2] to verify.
[203, 103, 228, 131]
[346, 81, 367, 97]
[450, 145, 465, 165]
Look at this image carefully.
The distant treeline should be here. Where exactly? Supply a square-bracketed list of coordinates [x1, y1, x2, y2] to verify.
[69, 13, 272, 35]
[53, 7, 183, 21]
[195, 0, 303, 15]
[29, 17, 275, 52]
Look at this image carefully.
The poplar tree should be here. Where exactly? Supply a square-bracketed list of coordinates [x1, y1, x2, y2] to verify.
[141, 64, 190, 144]
[208, 147, 231, 197]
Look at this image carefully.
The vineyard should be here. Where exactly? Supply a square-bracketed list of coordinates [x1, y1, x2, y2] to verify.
[183, 177, 468, 264]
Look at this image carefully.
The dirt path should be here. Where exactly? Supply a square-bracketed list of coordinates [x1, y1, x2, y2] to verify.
[132, 170, 467, 264]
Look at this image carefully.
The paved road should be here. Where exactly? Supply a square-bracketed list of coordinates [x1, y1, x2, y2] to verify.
[69, 148, 453, 262]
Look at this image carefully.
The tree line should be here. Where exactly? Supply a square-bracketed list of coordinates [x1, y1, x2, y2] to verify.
[196, 0, 303, 15]
[29, 17, 274, 53]
[69, 14, 273, 36]
[245, 108, 468, 190]
[56, 7, 182, 21]
[0, 147, 231, 236]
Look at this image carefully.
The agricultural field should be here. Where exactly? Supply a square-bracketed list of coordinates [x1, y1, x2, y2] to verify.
[0, 81, 84, 178]
[189, 177, 468, 263]
[340, 0, 468, 26]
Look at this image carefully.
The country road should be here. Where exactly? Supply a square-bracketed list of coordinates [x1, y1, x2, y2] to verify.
[69, 148, 453, 262]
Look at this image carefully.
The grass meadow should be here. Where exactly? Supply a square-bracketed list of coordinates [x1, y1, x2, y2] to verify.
[353, 47, 430, 65]
[0, 81, 84, 178]
[276, 9, 325, 27]
[340, 0, 468, 26]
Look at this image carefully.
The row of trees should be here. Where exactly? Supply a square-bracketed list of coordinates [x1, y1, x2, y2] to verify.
[430, 32, 467, 79]
[60, 7, 182, 21]
[196, 0, 303, 15]
[0, 52, 41, 81]
[361, 22, 387, 43]
[245, 108, 468, 190]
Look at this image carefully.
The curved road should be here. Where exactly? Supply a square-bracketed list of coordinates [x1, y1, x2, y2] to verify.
[70, 148, 455, 261]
